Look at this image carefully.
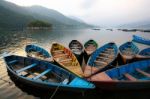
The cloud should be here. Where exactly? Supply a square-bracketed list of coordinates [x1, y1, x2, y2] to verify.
[80, 0, 150, 26]
[81, 0, 98, 9]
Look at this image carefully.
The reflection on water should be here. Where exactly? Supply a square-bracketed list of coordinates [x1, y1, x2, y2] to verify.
[25, 29, 150, 49]
[0, 28, 150, 98]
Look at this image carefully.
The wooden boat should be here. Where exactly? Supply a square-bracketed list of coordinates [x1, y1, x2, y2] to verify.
[51, 42, 83, 77]
[139, 48, 150, 57]
[4, 55, 95, 92]
[119, 41, 139, 63]
[83, 39, 98, 64]
[132, 35, 150, 45]
[135, 48, 150, 59]
[92, 28, 100, 30]
[25, 44, 52, 62]
[88, 60, 150, 90]
[84, 39, 98, 55]
[69, 40, 83, 56]
[84, 42, 118, 77]
[69, 40, 83, 65]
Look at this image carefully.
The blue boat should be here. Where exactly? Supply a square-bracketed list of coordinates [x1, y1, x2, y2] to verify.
[132, 35, 150, 45]
[135, 48, 150, 59]
[139, 48, 150, 57]
[83, 42, 118, 77]
[88, 60, 150, 90]
[4, 55, 95, 92]
[25, 44, 52, 61]
[119, 42, 139, 62]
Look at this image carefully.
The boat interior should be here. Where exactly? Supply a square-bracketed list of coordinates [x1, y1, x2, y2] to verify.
[120, 42, 139, 57]
[85, 43, 97, 51]
[51, 43, 80, 67]
[69, 41, 83, 54]
[27, 50, 47, 59]
[5, 56, 76, 85]
[94, 46, 115, 69]
[51, 43, 83, 77]
[121, 48, 135, 56]
[106, 63, 150, 81]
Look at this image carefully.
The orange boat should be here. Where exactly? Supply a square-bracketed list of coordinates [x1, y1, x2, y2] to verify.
[50, 42, 83, 77]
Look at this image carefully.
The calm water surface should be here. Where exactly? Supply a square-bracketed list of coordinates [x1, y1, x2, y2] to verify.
[21, 28, 150, 50]
[0, 28, 150, 99]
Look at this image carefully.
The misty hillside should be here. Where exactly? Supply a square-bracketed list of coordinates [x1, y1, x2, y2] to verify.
[26, 6, 88, 26]
[0, 0, 91, 29]
[119, 20, 150, 29]
[0, 1, 35, 29]
[69, 16, 85, 23]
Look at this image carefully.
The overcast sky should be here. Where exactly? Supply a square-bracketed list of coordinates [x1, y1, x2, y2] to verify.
[6, 0, 150, 27]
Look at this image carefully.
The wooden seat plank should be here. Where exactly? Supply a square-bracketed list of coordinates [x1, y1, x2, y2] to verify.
[8, 60, 17, 64]
[54, 54, 68, 58]
[124, 73, 137, 81]
[33, 69, 52, 80]
[16, 63, 37, 73]
[60, 59, 72, 63]
[94, 60, 107, 65]
[136, 68, 150, 77]
[52, 50, 64, 53]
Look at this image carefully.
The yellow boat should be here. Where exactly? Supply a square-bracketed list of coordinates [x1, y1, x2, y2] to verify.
[50, 42, 83, 77]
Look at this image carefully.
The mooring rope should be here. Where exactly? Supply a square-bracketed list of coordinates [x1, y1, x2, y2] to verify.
[49, 84, 60, 99]
[49, 71, 68, 99]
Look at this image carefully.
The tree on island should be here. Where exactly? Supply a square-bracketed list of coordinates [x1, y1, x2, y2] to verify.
[27, 20, 52, 29]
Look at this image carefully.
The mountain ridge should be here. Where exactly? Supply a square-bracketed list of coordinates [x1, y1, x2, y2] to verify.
[118, 19, 150, 29]
[0, 0, 92, 29]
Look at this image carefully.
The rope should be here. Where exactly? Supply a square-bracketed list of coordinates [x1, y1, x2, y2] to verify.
[49, 84, 61, 99]
[49, 71, 68, 99]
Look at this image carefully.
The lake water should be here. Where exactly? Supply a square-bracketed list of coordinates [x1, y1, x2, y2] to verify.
[0, 28, 150, 99]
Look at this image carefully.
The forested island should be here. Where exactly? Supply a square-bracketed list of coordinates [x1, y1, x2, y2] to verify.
[27, 20, 52, 30]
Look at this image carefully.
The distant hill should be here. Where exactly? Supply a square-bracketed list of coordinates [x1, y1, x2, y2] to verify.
[69, 16, 85, 23]
[118, 20, 150, 29]
[0, 1, 34, 29]
[26, 6, 90, 27]
[0, 0, 92, 30]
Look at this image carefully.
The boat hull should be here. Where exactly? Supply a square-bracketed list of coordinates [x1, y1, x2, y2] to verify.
[139, 48, 150, 57]
[69, 40, 84, 65]
[132, 35, 150, 45]
[84, 39, 98, 56]
[119, 42, 139, 64]
[74, 53, 84, 67]
[93, 81, 150, 91]
[4, 55, 95, 92]
[25, 44, 52, 61]
[84, 42, 118, 77]
[88, 60, 150, 90]
[83, 40, 98, 65]
[50, 42, 83, 77]
[7, 69, 91, 92]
